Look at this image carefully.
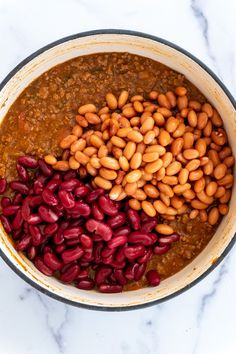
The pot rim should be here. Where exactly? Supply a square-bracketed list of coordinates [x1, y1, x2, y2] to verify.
[0, 29, 235, 311]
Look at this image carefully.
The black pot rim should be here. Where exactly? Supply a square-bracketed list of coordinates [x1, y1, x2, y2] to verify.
[0, 29, 235, 312]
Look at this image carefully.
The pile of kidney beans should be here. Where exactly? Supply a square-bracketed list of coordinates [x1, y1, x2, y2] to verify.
[0, 156, 180, 293]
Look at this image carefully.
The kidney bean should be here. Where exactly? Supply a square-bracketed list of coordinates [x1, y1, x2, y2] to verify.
[29, 195, 43, 207]
[98, 284, 122, 293]
[64, 170, 77, 181]
[29, 225, 43, 246]
[43, 252, 62, 270]
[27, 246, 36, 260]
[102, 254, 114, 265]
[159, 233, 180, 245]
[115, 245, 127, 263]
[38, 159, 53, 176]
[77, 269, 89, 280]
[74, 185, 90, 197]
[80, 234, 93, 249]
[11, 229, 22, 240]
[92, 234, 103, 242]
[134, 263, 147, 281]
[44, 223, 58, 236]
[16, 235, 31, 251]
[86, 219, 112, 241]
[16, 164, 29, 182]
[66, 238, 80, 246]
[146, 270, 160, 286]
[107, 212, 126, 229]
[0, 178, 7, 194]
[127, 209, 141, 230]
[124, 245, 145, 260]
[98, 195, 118, 216]
[128, 232, 156, 246]
[39, 206, 58, 223]
[1, 197, 11, 208]
[86, 188, 104, 203]
[2, 205, 20, 216]
[113, 269, 127, 285]
[82, 248, 94, 261]
[125, 263, 139, 280]
[1, 215, 12, 233]
[61, 246, 84, 263]
[108, 235, 128, 249]
[55, 244, 66, 254]
[13, 193, 23, 205]
[77, 278, 95, 290]
[153, 244, 170, 255]
[18, 156, 38, 169]
[43, 246, 53, 254]
[27, 214, 43, 225]
[141, 220, 157, 233]
[140, 210, 151, 223]
[10, 181, 29, 195]
[95, 266, 112, 285]
[42, 189, 58, 206]
[94, 242, 104, 263]
[72, 201, 91, 217]
[58, 190, 75, 209]
[63, 227, 83, 240]
[111, 260, 126, 269]
[60, 179, 80, 191]
[21, 198, 31, 221]
[60, 264, 80, 283]
[12, 210, 23, 230]
[113, 226, 131, 237]
[91, 203, 104, 221]
[46, 176, 61, 192]
[101, 247, 116, 258]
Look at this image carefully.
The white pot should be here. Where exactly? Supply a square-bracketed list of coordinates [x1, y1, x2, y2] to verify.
[0, 30, 235, 310]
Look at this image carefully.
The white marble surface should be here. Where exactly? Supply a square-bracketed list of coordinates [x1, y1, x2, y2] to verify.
[0, 0, 236, 353]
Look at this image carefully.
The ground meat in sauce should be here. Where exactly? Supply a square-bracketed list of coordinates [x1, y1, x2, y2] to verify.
[0, 52, 216, 289]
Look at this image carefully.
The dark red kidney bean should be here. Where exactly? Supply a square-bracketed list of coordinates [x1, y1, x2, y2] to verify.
[77, 269, 89, 280]
[0, 215, 11, 233]
[61, 246, 84, 263]
[34, 180, 44, 195]
[63, 170, 77, 181]
[113, 226, 131, 237]
[46, 176, 61, 192]
[98, 284, 123, 293]
[29, 195, 43, 207]
[11, 229, 22, 240]
[58, 190, 75, 209]
[23, 221, 29, 234]
[80, 234, 93, 249]
[153, 244, 170, 255]
[102, 254, 113, 265]
[60, 264, 80, 283]
[110, 260, 126, 269]
[77, 278, 95, 290]
[43, 246, 53, 254]
[1, 197, 11, 208]
[115, 245, 126, 263]
[107, 212, 126, 229]
[53, 231, 65, 245]
[38, 159, 53, 176]
[21, 198, 31, 221]
[44, 223, 58, 236]
[0, 178, 7, 194]
[98, 195, 118, 216]
[101, 247, 116, 258]
[12, 210, 23, 230]
[95, 266, 112, 285]
[86, 188, 104, 203]
[91, 203, 104, 221]
[27, 246, 36, 260]
[92, 234, 103, 242]
[70, 219, 83, 227]
[42, 189, 58, 206]
[10, 181, 29, 195]
[158, 233, 180, 245]
[124, 245, 145, 260]
[94, 242, 104, 263]
[138, 248, 153, 264]
[72, 201, 91, 217]
[16, 235, 31, 251]
[29, 225, 43, 246]
[64, 227, 83, 239]
[140, 211, 150, 223]
[127, 209, 141, 230]
[27, 214, 42, 225]
[109, 273, 117, 284]
[86, 219, 112, 241]
[146, 270, 160, 286]
[128, 232, 156, 246]
[113, 269, 127, 285]
[43, 252, 62, 270]
[13, 193, 23, 205]
[39, 206, 58, 223]
[61, 179, 80, 191]
[16, 164, 29, 182]
[82, 248, 94, 261]
[66, 238, 80, 246]
[124, 263, 139, 281]
[18, 156, 38, 169]
[134, 263, 147, 281]
[149, 233, 158, 243]
[79, 261, 90, 268]
[2, 205, 20, 216]
[74, 185, 90, 197]
[141, 220, 157, 233]
[34, 257, 53, 276]
[107, 236, 128, 249]
[55, 244, 66, 254]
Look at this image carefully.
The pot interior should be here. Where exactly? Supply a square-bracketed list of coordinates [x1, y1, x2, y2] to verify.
[0, 32, 235, 309]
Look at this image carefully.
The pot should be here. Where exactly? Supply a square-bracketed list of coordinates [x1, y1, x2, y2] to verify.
[0, 29, 235, 310]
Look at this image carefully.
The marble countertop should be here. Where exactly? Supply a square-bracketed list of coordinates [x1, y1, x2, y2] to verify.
[0, 0, 236, 353]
